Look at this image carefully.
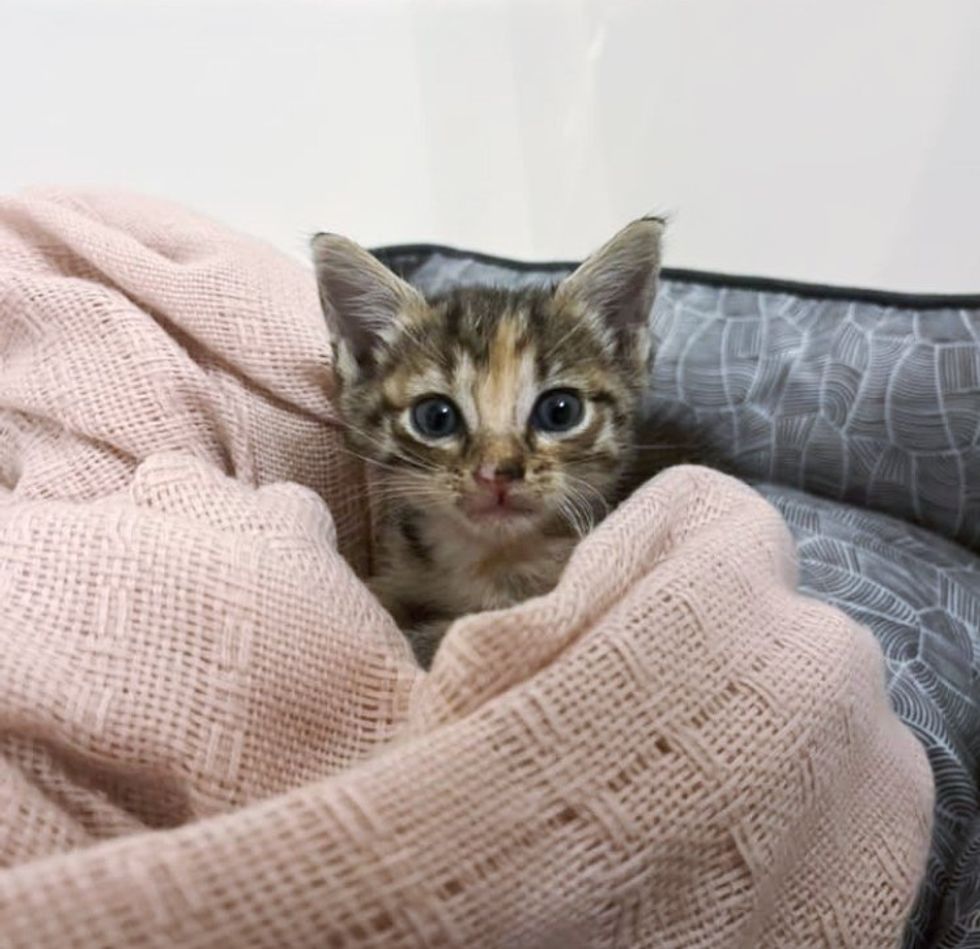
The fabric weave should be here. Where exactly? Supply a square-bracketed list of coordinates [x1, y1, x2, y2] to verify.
[0, 191, 933, 947]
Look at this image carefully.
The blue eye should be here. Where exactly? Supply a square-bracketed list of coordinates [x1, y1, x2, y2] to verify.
[532, 389, 584, 433]
[411, 397, 461, 438]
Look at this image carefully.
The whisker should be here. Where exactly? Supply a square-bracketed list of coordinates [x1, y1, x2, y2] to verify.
[558, 488, 594, 539]
[326, 488, 449, 532]
[349, 429, 441, 475]
[331, 427, 441, 475]
[566, 475, 612, 527]
[332, 447, 416, 477]
[394, 322, 444, 364]
[630, 443, 699, 452]
[555, 498, 582, 538]
[566, 486, 598, 534]
[542, 318, 589, 361]
[562, 473, 611, 518]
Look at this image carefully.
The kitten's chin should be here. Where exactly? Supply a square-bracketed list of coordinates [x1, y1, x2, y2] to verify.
[467, 507, 537, 528]
[452, 496, 542, 536]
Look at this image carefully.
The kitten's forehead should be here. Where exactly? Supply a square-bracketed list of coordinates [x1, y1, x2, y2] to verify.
[473, 316, 537, 431]
[377, 284, 625, 423]
[422, 286, 604, 374]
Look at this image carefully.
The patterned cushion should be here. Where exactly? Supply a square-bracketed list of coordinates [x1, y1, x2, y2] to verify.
[374, 244, 980, 949]
[757, 485, 980, 949]
[378, 247, 980, 553]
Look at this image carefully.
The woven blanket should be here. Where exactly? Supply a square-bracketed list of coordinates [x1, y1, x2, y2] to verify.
[0, 190, 933, 947]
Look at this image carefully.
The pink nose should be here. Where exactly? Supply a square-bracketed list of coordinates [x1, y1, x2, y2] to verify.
[473, 462, 524, 492]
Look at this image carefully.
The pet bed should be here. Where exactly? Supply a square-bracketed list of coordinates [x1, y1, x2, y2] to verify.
[374, 243, 980, 949]
[0, 190, 955, 947]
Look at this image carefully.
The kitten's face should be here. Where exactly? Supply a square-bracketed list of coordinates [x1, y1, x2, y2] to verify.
[314, 218, 664, 540]
[334, 288, 645, 536]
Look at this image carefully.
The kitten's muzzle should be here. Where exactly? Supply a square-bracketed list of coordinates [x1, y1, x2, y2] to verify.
[463, 464, 536, 520]
[473, 460, 525, 491]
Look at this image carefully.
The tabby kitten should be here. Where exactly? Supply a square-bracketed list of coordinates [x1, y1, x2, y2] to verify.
[313, 217, 663, 666]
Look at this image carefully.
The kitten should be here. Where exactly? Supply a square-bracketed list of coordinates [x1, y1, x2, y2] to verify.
[313, 217, 663, 667]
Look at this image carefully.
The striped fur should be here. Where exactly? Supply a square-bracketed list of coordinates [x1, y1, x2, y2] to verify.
[314, 218, 663, 665]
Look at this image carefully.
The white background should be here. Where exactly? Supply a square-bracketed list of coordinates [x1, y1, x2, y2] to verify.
[2, 0, 978, 291]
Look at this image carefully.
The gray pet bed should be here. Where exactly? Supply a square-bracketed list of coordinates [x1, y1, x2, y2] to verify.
[373, 244, 980, 949]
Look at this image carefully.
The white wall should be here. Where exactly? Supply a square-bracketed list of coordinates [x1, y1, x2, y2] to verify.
[2, 0, 978, 292]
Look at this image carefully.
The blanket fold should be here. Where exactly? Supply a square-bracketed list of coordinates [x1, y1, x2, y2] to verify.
[0, 190, 933, 947]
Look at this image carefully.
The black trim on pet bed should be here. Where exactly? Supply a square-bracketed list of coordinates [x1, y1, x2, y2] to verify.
[371, 242, 980, 311]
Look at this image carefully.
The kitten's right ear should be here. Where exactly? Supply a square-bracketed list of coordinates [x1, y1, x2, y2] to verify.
[312, 233, 425, 369]
[554, 216, 664, 352]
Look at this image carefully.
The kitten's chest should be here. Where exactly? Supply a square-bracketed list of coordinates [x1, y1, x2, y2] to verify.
[437, 530, 573, 611]
[375, 514, 576, 620]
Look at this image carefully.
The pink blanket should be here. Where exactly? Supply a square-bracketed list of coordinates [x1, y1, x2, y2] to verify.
[0, 190, 933, 947]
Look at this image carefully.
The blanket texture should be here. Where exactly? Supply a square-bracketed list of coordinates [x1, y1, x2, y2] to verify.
[0, 190, 934, 947]
[379, 243, 980, 949]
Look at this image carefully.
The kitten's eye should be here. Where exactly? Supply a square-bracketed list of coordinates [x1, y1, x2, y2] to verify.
[531, 389, 584, 433]
[411, 396, 461, 439]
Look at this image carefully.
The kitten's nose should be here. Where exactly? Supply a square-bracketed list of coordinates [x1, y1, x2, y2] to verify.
[474, 460, 525, 491]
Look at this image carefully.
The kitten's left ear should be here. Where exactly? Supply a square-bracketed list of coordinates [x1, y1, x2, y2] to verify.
[312, 232, 425, 371]
[555, 216, 664, 352]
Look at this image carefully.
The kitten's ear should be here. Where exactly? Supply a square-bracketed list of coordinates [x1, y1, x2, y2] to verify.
[312, 233, 425, 369]
[555, 216, 664, 348]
